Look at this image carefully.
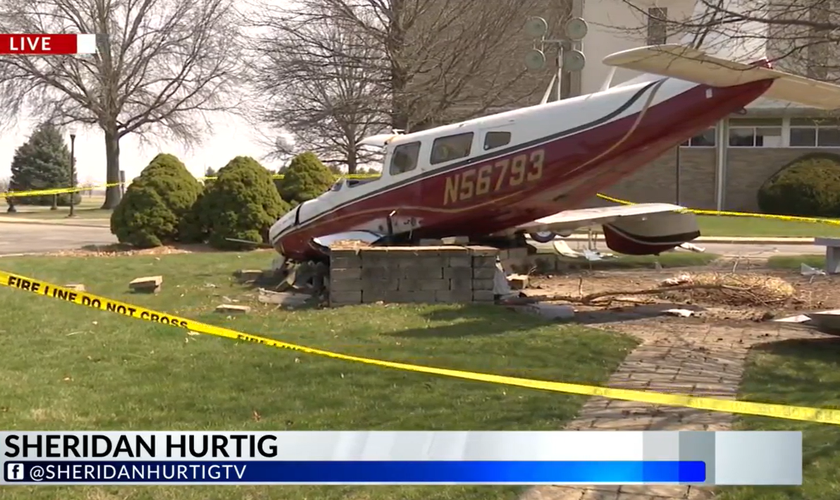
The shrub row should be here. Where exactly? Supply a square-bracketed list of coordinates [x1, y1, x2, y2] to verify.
[757, 152, 840, 218]
[110, 152, 336, 250]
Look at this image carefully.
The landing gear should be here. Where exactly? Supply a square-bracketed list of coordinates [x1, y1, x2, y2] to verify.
[528, 231, 557, 243]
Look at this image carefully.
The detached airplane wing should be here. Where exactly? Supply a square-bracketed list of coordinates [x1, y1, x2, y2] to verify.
[516, 203, 685, 233]
[516, 203, 701, 255]
[603, 44, 840, 110]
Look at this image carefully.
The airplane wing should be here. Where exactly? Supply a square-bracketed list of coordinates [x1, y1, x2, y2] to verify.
[603, 44, 840, 110]
[515, 203, 686, 233]
[515, 203, 701, 255]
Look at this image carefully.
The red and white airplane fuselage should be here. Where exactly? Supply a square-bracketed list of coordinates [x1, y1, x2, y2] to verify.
[269, 45, 840, 264]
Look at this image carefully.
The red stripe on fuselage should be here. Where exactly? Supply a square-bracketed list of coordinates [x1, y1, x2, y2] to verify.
[278, 79, 773, 260]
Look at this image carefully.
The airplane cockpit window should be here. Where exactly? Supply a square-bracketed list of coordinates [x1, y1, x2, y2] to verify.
[430, 132, 474, 165]
[330, 177, 346, 192]
[484, 131, 511, 150]
[389, 141, 421, 175]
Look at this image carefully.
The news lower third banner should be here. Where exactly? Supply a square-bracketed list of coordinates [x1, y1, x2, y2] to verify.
[0, 431, 801, 485]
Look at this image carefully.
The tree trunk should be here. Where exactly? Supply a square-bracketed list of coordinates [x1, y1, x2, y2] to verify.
[388, 0, 410, 131]
[346, 151, 357, 175]
[101, 130, 122, 209]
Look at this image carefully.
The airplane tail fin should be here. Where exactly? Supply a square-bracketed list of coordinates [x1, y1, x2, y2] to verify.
[603, 44, 840, 110]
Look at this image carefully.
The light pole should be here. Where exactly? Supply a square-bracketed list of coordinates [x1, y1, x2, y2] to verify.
[69, 127, 77, 217]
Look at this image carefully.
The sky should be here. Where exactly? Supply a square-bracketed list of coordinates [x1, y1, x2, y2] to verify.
[0, 0, 296, 186]
[0, 109, 284, 186]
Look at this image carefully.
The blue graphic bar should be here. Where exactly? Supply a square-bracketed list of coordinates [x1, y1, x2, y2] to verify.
[3, 460, 706, 484]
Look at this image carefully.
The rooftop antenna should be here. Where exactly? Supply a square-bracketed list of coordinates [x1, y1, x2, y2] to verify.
[524, 16, 588, 104]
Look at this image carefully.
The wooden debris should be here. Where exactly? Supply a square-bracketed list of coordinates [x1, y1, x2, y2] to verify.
[507, 274, 529, 290]
[234, 269, 264, 283]
[530, 272, 795, 308]
[129, 276, 162, 293]
[64, 284, 86, 292]
[215, 304, 251, 313]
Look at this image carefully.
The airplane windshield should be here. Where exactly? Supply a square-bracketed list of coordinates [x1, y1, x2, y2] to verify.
[330, 177, 346, 192]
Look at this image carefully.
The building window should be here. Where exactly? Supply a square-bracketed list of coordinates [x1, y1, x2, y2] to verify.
[484, 131, 511, 150]
[647, 8, 667, 45]
[728, 118, 783, 147]
[430, 132, 473, 165]
[389, 141, 421, 175]
[789, 117, 840, 147]
[681, 128, 716, 147]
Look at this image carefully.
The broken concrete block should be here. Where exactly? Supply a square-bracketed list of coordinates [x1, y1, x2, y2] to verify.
[330, 267, 362, 280]
[441, 236, 469, 245]
[329, 290, 362, 306]
[129, 276, 162, 293]
[528, 303, 575, 320]
[507, 274, 529, 290]
[234, 269, 263, 283]
[473, 267, 496, 279]
[215, 304, 251, 313]
[64, 284, 86, 292]
[434, 290, 473, 303]
[257, 288, 310, 307]
[472, 290, 496, 302]
[472, 256, 497, 267]
[466, 245, 499, 256]
[472, 278, 495, 291]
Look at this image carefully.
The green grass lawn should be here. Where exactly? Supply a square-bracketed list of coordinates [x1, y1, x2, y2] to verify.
[5, 195, 112, 220]
[715, 338, 840, 500]
[0, 251, 638, 500]
[575, 215, 840, 237]
[696, 215, 840, 238]
[4, 207, 112, 220]
[557, 251, 719, 270]
[766, 255, 826, 271]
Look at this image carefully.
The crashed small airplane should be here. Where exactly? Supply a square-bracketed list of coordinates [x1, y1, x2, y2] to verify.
[269, 44, 840, 270]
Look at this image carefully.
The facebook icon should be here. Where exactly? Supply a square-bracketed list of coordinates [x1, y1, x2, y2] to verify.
[5, 462, 24, 481]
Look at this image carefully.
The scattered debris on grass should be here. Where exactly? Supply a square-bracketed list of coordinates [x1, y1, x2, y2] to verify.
[257, 288, 311, 308]
[129, 275, 162, 293]
[215, 304, 251, 314]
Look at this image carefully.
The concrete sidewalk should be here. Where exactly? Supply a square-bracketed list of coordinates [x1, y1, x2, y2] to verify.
[0, 215, 110, 228]
[561, 234, 815, 244]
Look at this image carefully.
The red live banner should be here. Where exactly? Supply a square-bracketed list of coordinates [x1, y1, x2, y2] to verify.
[0, 34, 97, 55]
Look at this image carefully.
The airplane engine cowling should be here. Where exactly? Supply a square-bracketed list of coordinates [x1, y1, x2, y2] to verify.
[601, 211, 700, 256]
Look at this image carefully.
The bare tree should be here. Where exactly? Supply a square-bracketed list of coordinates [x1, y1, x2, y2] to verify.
[249, 7, 389, 174]
[0, 0, 248, 208]
[0, 177, 9, 193]
[250, 0, 570, 143]
[610, 0, 840, 82]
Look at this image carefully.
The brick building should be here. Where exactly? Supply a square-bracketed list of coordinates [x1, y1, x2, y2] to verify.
[576, 0, 840, 212]
[424, 0, 838, 212]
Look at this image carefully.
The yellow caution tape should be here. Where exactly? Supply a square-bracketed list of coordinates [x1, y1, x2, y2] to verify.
[2, 174, 381, 199]
[6, 178, 831, 228]
[2, 269, 840, 425]
[1, 182, 124, 199]
[596, 193, 840, 226]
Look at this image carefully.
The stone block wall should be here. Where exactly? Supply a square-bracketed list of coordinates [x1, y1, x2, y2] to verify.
[328, 245, 500, 306]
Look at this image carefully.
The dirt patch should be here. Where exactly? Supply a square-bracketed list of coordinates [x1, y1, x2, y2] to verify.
[40, 243, 268, 257]
[523, 265, 840, 324]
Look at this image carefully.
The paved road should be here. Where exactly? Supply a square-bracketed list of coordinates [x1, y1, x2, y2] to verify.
[535, 239, 824, 258]
[0, 222, 117, 255]
[697, 241, 823, 257]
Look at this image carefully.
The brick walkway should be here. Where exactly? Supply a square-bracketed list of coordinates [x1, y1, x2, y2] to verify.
[519, 317, 828, 500]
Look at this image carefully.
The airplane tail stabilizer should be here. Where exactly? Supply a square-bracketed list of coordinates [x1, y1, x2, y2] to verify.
[603, 44, 840, 110]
